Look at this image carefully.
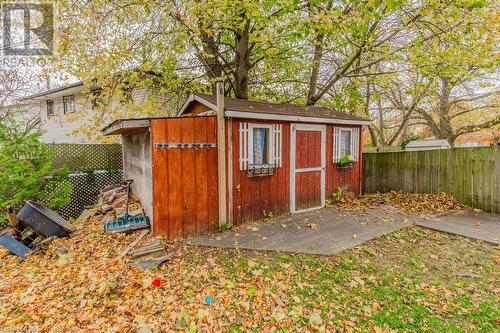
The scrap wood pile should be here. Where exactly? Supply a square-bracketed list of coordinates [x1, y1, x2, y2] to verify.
[335, 191, 466, 213]
[0, 181, 175, 267]
[85, 182, 145, 224]
[77, 182, 176, 268]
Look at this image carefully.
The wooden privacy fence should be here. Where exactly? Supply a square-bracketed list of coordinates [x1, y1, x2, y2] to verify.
[363, 147, 499, 213]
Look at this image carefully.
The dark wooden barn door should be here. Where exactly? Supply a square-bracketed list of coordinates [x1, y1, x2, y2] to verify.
[290, 124, 326, 212]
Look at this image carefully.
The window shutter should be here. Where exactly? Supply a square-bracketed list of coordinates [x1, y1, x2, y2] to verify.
[272, 124, 282, 167]
[333, 127, 341, 163]
[239, 123, 249, 170]
[352, 127, 359, 161]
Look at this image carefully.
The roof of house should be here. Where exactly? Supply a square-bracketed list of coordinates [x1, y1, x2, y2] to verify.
[405, 139, 451, 148]
[179, 93, 370, 124]
[20, 82, 85, 100]
[21, 69, 164, 101]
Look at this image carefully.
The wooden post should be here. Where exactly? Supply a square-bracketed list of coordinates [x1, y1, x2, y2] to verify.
[216, 82, 227, 228]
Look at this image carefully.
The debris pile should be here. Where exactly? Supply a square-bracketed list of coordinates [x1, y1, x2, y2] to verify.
[81, 183, 145, 225]
[75, 182, 171, 267]
[0, 202, 72, 260]
[335, 191, 466, 213]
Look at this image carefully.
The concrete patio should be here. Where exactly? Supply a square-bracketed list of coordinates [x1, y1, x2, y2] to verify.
[190, 207, 412, 255]
[190, 207, 500, 255]
[415, 210, 499, 245]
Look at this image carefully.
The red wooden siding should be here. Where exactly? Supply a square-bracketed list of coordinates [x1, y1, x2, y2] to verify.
[183, 102, 210, 115]
[151, 117, 218, 239]
[230, 119, 290, 225]
[230, 120, 362, 225]
[294, 130, 322, 210]
[150, 114, 362, 238]
[325, 125, 362, 196]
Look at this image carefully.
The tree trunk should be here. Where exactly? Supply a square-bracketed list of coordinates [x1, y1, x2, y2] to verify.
[307, 33, 324, 105]
[199, 32, 224, 83]
[233, 20, 251, 99]
[436, 77, 455, 145]
[377, 98, 386, 145]
[367, 125, 379, 146]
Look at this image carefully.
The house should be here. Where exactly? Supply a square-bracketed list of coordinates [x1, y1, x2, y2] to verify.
[455, 130, 498, 147]
[405, 138, 451, 151]
[19, 79, 169, 143]
[0, 100, 40, 129]
[102, 84, 371, 240]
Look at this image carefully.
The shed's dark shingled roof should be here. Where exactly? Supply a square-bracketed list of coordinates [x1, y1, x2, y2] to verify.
[194, 93, 368, 122]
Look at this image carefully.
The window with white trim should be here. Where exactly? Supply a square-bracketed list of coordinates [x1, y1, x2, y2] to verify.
[251, 126, 271, 165]
[239, 123, 282, 171]
[333, 127, 359, 162]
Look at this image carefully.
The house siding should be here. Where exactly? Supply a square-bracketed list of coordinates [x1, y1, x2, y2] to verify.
[229, 118, 291, 225]
[39, 94, 91, 143]
[33, 85, 170, 144]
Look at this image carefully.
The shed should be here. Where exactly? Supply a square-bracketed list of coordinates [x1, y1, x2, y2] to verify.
[102, 86, 371, 240]
[405, 139, 451, 151]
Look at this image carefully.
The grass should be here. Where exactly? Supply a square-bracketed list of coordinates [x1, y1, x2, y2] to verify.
[191, 227, 498, 332]
[0, 226, 498, 332]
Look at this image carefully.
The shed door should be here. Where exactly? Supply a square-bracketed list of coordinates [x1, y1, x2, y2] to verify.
[151, 117, 219, 240]
[290, 124, 326, 212]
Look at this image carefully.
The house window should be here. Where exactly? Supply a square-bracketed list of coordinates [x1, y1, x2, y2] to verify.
[333, 127, 359, 163]
[46, 100, 54, 116]
[252, 127, 271, 165]
[63, 95, 75, 114]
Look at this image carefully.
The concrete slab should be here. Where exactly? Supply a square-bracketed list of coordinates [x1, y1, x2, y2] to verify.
[415, 210, 500, 245]
[190, 207, 412, 255]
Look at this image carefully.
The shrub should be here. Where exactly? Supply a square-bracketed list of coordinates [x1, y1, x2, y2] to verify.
[339, 154, 355, 167]
[400, 134, 421, 149]
[0, 120, 72, 213]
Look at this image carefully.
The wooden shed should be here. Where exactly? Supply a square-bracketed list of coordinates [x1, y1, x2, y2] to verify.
[103, 86, 370, 239]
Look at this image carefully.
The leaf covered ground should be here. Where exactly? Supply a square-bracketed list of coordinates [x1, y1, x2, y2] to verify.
[335, 191, 466, 213]
[1, 212, 498, 332]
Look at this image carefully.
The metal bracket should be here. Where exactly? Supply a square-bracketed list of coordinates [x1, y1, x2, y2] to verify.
[155, 143, 216, 150]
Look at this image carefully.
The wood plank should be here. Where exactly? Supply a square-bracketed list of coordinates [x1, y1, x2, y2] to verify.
[166, 119, 184, 240]
[117, 229, 149, 259]
[151, 120, 170, 237]
[232, 120, 242, 225]
[180, 118, 196, 237]
[194, 118, 209, 235]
